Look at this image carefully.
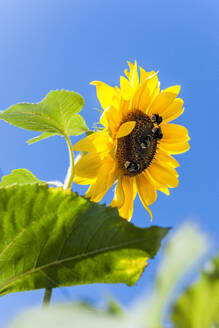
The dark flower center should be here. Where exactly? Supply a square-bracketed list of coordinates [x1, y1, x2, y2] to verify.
[116, 110, 163, 176]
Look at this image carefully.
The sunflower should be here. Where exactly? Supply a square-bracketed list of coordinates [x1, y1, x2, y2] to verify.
[73, 62, 190, 220]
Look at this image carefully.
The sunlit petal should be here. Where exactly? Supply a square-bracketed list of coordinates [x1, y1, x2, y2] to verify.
[118, 176, 136, 221]
[86, 156, 118, 202]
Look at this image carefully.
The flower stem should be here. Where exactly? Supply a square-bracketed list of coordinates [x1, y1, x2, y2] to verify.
[42, 288, 53, 307]
[63, 134, 75, 190]
[42, 137, 74, 306]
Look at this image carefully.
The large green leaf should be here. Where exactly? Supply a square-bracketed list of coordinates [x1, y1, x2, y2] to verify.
[0, 90, 88, 143]
[0, 169, 46, 187]
[0, 184, 168, 295]
[171, 255, 219, 328]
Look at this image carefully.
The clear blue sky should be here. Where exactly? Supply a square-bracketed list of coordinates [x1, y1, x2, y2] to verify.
[0, 0, 218, 326]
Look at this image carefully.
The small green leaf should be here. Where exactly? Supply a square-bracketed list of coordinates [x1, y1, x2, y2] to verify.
[0, 184, 168, 295]
[0, 169, 46, 187]
[171, 255, 219, 328]
[86, 130, 95, 136]
[0, 90, 88, 143]
[27, 132, 54, 144]
[67, 113, 89, 135]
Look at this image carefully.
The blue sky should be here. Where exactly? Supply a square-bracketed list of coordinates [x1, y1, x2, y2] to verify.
[0, 0, 218, 326]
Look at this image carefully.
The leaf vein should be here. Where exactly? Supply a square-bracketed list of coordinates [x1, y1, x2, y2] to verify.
[0, 237, 149, 292]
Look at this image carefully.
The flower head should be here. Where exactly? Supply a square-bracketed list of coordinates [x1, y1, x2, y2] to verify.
[73, 62, 190, 220]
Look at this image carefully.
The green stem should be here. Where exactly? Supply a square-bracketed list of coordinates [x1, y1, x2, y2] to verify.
[42, 136, 74, 306]
[63, 134, 75, 190]
[42, 288, 53, 307]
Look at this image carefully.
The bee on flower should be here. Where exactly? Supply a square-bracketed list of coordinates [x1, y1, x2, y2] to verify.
[73, 62, 190, 220]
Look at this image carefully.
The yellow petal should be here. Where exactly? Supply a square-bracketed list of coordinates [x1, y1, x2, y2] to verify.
[118, 176, 136, 221]
[133, 71, 160, 113]
[74, 176, 94, 185]
[73, 131, 111, 153]
[136, 171, 157, 206]
[86, 155, 118, 202]
[124, 61, 139, 94]
[124, 62, 133, 80]
[141, 83, 160, 114]
[162, 124, 190, 142]
[110, 174, 124, 208]
[139, 67, 158, 84]
[74, 153, 102, 185]
[156, 148, 180, 168]
[161, 98, 184, 122]
[117, 121, 136, 138]
[124, 64, 159, 113]
[147, 73, 160, 94]
[130, 61, 139, 90]
[139, 66, 149, 82]
[148, 85, 181, 115]
[164, 108, 184, 124]
[159, 141, 190, 154]
[148, 159, 179, 188]
[100, 105, 122, 136]
[147, 171, 170, 195]
[135, 173, 153, 220]
[91, 81, 116, 110]
[120, 97, 131, 117]
[99, 111, 108, 128]
[132, 78, 149, 111]
[163, 85, 181, 94]
[120, 76, 132, 99]
[132, 84, 143, 110]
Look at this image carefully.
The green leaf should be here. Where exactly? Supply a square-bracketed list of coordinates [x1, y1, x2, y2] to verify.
[0, 90, 88, 143]
[0, 169, 46, 187]
[86, 130, 95, 136]
[27, 114, 88, 144]
[135, 223, 208, 328]
[0, 184, 169, 296]
[27, 132, 55, 144]
[171, 255, 219, 328]
[67, 113, 89, 136]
